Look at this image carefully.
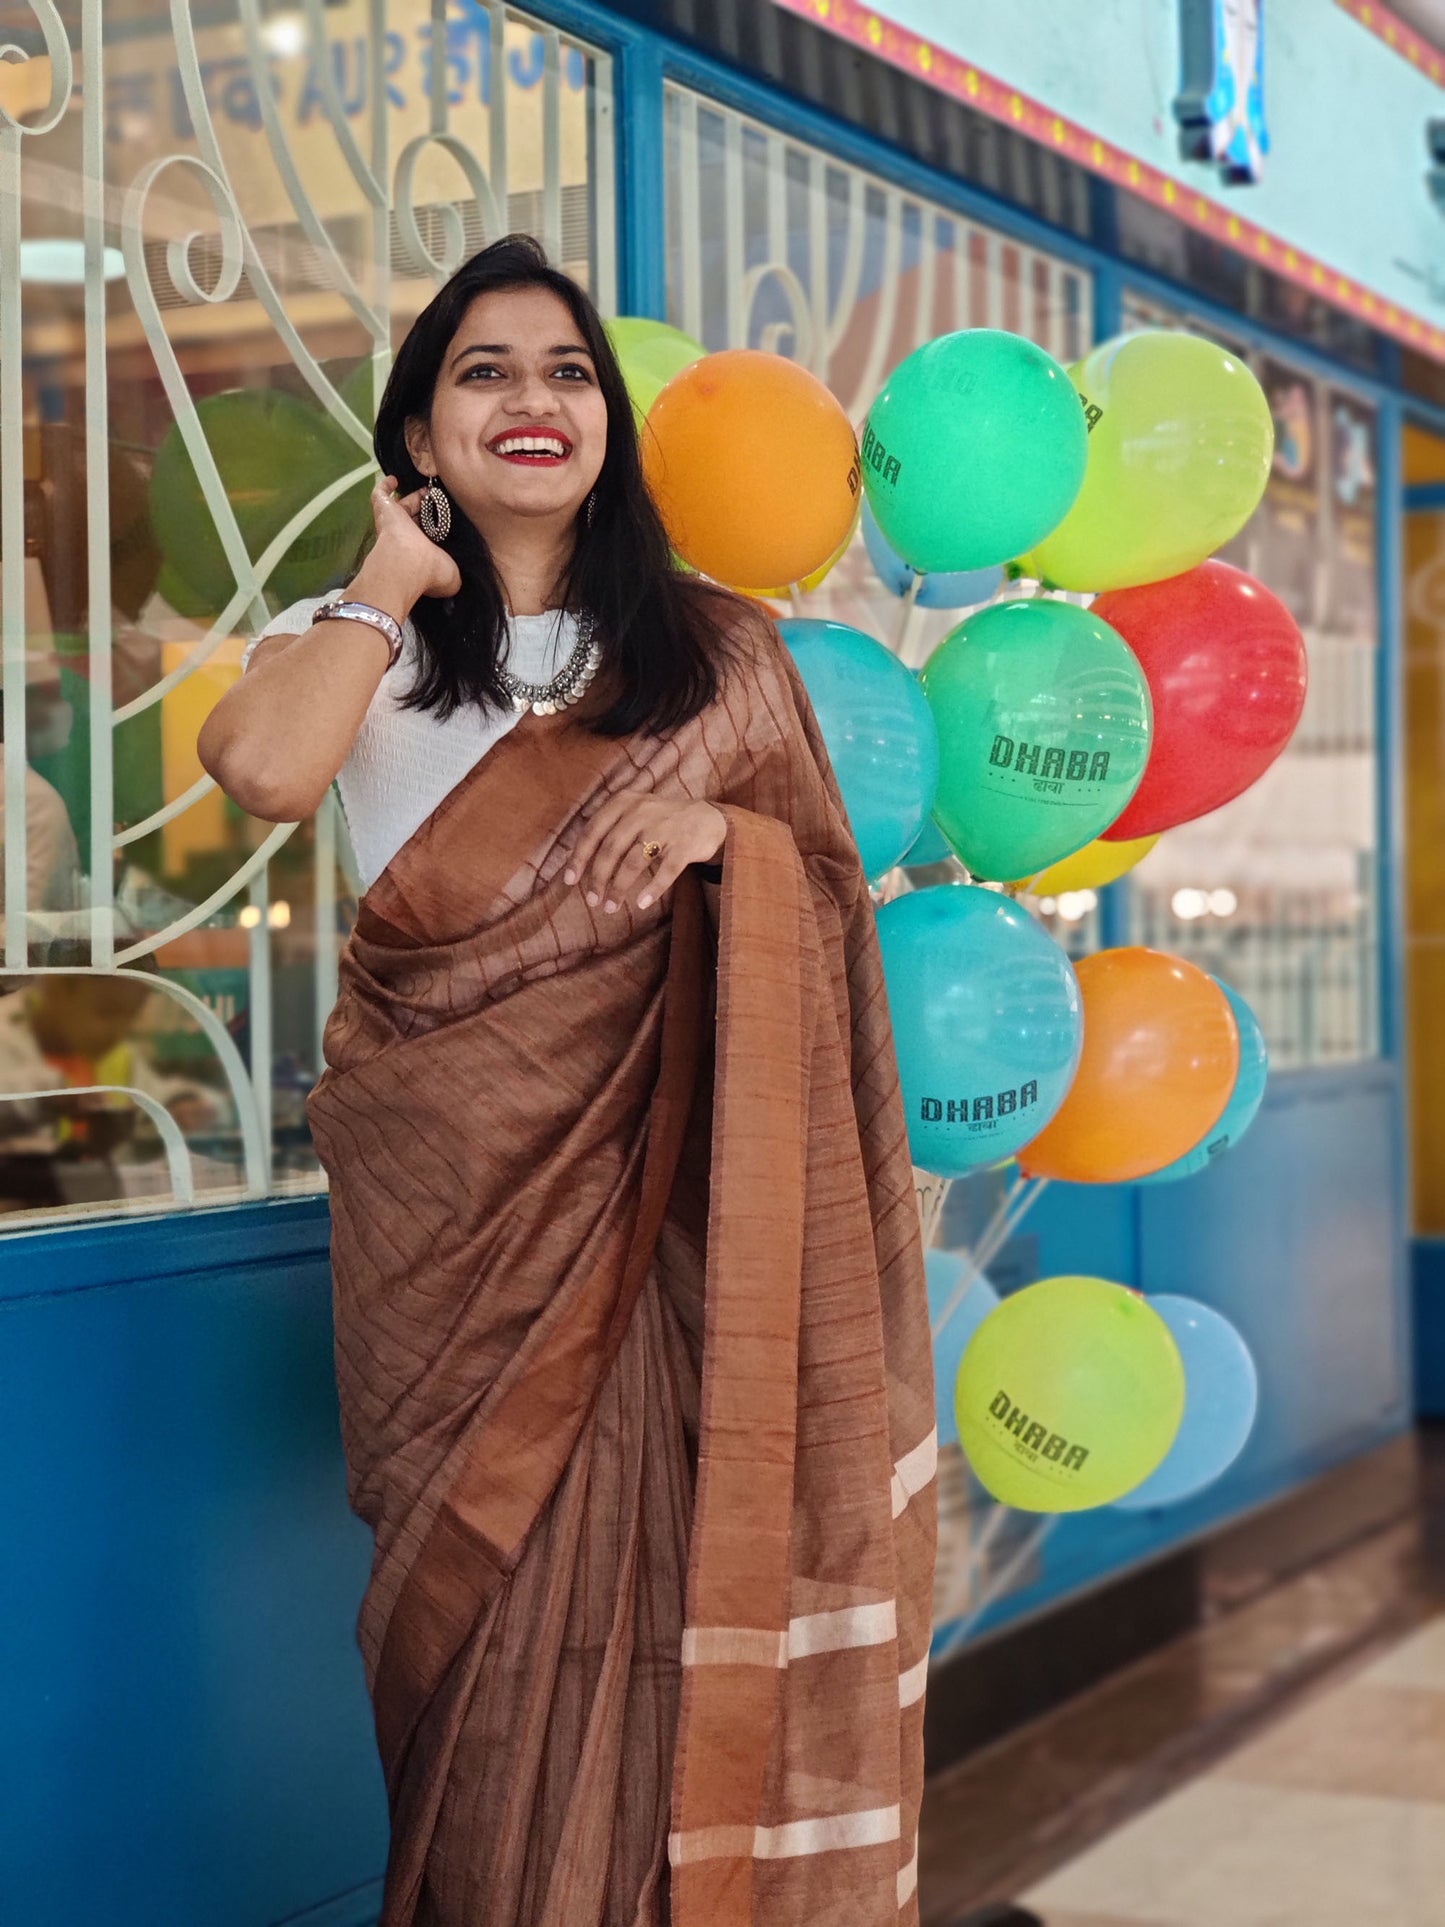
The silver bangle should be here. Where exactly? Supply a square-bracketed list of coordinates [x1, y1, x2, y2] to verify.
[313, 598, 405, 668]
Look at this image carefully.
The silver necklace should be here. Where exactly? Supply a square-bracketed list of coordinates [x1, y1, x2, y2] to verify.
[497, 611, 601, 716]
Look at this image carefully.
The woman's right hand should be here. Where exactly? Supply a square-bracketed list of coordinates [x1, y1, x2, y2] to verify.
[357, 476, 462, 606]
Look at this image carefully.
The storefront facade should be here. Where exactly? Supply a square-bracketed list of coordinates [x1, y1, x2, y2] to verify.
[2, 1, 1442, 1920]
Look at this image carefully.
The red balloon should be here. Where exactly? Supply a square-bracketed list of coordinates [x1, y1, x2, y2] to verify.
[1096, 560, 1307, 841]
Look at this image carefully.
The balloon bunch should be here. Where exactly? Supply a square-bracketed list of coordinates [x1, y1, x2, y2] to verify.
[628, 315, 1295, 1527]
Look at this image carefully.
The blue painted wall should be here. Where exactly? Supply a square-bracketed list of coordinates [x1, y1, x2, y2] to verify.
[1414, 1239, 1445, 1415]
[0, 1203, 387, 1927]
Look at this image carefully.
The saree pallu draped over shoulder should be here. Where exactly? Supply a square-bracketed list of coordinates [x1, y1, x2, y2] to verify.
[308, 622, 937, 1927]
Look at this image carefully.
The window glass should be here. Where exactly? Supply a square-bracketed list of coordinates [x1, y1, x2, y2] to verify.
[0, 0, 615, 1225]
[1121, 293, 1380, 1067]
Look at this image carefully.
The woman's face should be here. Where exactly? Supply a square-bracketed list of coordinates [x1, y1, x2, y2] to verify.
[405, 284, 609, 534]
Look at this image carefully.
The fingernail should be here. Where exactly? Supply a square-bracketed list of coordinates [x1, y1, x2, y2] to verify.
[564, 869, 576, 885]
[604, 900, 618, 914]
[637, 893, 653, 909]
[586, 892, 599, 907]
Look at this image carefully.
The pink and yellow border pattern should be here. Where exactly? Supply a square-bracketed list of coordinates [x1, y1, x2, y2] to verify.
[776, 0, 1445, 362]
[1335, 0, 1445, 82]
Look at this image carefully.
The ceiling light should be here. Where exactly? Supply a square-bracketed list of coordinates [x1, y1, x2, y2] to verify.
[261, 11, 307, 56]
[19, 239, 125, 286]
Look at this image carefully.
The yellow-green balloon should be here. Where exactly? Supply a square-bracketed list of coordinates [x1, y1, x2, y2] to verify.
[1023, 331, 1274, 593]
[605, 316, 707, 425]
[956, 1275, 1185, 1512]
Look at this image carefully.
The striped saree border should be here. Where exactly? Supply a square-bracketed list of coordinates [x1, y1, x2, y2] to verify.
[682, 1600, 898, 1669]
[890, 1427, 938, 1520]
[670, 1803, 902, 1866]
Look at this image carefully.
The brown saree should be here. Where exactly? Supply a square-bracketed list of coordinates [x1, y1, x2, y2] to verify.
[308, 617, 937, 1927]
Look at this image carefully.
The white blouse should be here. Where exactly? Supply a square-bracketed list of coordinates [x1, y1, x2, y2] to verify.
[248, 597, 583, 890]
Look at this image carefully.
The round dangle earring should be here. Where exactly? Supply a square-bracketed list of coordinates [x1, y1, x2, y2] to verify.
[419, 477, 452, 543]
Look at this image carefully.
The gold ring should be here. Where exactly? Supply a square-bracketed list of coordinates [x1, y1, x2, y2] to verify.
[641, 839, 663, 863]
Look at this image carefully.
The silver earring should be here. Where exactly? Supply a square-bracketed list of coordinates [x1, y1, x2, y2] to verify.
[419, 478, 451, 543]
[585, 490, 596, 529]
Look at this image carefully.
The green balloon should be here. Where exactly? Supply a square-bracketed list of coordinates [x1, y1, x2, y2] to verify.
[604, 316, 707, 424]
[862, 329, 1088, 574]
[155, 559, 219, 623]
[921, 597, 1152, 881]
[1024, 330, 1275, 592]
[150, 388, 373, 619]
[956, 1275, 1186, 1512]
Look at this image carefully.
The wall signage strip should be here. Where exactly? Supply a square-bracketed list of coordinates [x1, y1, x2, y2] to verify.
[778, 0, 1445, 362]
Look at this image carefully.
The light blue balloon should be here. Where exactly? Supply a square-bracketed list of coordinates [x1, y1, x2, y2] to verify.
[925, 1249, 1000, 1448]
[875, 883, 1083, 1178]
[1138, 982, 1269, 1184]
[778, 618, 940, 880]
[1113, 1295, 1258, 1510]
[862, 498, 1004, 610]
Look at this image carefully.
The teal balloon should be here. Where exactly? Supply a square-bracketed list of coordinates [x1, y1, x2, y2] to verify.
[925, 1249, 1000, 1449]
[779, 618, 940, 880]
[1138, 983, 1268, 1185]
[876, 883, 1083, 1178]
[862, 498, 1003, 609]
[1113, 1296, 1258, 1510]
[902, 671, 958, 865]
[862, 329, 1088, 573]
[922, 598, 1152, 881]
[904, 815, 953, 866]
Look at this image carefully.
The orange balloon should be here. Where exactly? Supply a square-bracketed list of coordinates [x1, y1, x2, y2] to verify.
[754, 500, 861, 599]
[1020, 947, 1239, 1184]
[642, 349, 861, 591]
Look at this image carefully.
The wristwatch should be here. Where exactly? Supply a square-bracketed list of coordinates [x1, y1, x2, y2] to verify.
[313, 598, 405, 668]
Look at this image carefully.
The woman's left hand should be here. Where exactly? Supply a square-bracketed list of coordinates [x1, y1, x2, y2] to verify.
[565, 792, 727, 912]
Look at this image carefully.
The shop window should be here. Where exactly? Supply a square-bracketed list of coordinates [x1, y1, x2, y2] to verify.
[1121, 293, 1380, 1068]
[0, 1, 616, 1227]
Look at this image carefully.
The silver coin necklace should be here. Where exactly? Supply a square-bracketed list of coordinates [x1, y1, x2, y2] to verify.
[496, 611, 601, 717]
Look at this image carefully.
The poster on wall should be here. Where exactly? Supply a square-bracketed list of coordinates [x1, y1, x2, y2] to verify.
[1324, 391, 1378, 645]
[1240, 357, 1323, 626]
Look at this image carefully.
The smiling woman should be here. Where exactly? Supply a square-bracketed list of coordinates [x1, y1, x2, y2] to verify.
[197, 239, 741, 861]
[194, 235, 937, 1927]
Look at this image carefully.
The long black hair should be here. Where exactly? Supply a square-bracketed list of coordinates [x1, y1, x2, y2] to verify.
[373, 235, 739, 737]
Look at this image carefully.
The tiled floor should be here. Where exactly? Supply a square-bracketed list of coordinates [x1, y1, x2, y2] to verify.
[919, 1433, 1445, 1926]
[1024, 1621, 1445, 1923]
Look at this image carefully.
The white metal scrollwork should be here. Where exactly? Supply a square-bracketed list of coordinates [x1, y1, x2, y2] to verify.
[664, 85, 1092, 416]
[0, 0, 614, 1221]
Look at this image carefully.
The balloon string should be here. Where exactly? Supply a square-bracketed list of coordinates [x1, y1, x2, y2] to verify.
[929, 1174, 1049, 1342]
[788, 582, 804, 619]
[967, 1496, 1011, 1569]
[894, 570, 925, 662]
[928, 1172, 1024, 1339]
[953, 1513, 1061, 1641]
